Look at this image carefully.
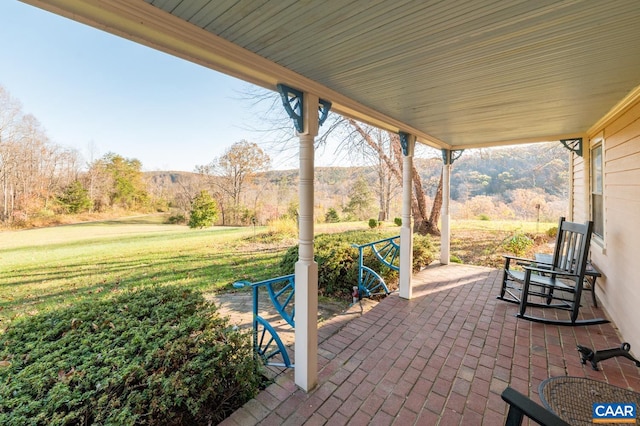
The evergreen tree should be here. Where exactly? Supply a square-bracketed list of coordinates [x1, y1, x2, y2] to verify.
[189, 190, 219, 228]
[57, 181, 93, 214]
[324, 207, 340, 223]
[343, 176, 374, 220]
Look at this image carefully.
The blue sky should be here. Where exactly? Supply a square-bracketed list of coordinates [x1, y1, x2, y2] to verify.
[0, 1, 310, 172]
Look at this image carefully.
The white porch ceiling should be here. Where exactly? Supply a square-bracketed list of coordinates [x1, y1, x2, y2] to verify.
[22, 0, 640, 150]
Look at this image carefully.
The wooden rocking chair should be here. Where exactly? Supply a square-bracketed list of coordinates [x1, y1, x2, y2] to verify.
[498, 218, 609, 326]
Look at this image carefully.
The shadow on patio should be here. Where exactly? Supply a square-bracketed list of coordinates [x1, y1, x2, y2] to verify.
[222, 264, 640, 425]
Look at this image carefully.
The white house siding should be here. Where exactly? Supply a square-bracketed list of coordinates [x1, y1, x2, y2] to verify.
[585, 99, 640, 355]
[571, 155, 587, 222]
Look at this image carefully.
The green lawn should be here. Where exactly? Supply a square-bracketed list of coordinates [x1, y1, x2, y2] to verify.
[0, 217, 291, 330]
[448, 218, 556, 232]
[0, 216, 554, 331]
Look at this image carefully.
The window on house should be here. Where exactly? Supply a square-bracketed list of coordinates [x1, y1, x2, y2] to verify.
[591, 143, 603, 238]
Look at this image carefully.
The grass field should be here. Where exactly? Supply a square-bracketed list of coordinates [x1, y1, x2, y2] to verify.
[0, 216, 554, 331]
[446, 219, 556, 267]
[449, 218, 555, 232]
[0, 216, 295, 330]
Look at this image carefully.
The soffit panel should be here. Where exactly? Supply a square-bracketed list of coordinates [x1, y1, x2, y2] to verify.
[28, 0, 640, 148]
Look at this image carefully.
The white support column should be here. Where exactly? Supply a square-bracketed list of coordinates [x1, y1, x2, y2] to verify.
[440, 155, 451, 265]
[295, 93, 319, 392]
[399, 133, 415, 300]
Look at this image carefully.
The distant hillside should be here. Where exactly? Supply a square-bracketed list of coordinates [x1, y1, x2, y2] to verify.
[413, 142, 570, 200]
[146, 143, 568, 199]
[144, 142, 570, 223]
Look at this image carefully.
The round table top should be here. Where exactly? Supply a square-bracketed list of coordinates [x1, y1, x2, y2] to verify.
[539, 376, 640, 426]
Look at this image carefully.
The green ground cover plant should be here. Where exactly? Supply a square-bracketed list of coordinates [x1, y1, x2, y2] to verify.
[502, 231, 535, 257]
[279, 229, 435, 298]
[0, 286, 264, 425]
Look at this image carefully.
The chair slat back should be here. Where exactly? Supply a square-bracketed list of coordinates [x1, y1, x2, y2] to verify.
[550, 216, 566, 265]
[554, 220, 593, 277]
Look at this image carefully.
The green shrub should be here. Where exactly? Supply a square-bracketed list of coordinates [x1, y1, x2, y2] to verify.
[368, 218, 379, 229]
[546, 226, 558, 238]
[57, 181, 93, 214]
[189, 190, 219, 228]
[502, 231, 534, 256]
[324, 208, 340, 223]
[0, 286, 264, 425]
[394, 217, 402, 226]
[478, 214, 490, 221]
[412, 234, 436, 270]
[450, 254, 463, 264]
[167, 213, 187, 224]
[280, 230, 435, 298]
[267, 217, 297, 237]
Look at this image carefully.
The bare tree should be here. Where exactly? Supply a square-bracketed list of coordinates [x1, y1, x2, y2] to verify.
[0, 86, 22, 221]
[196, 140, 271, 225]
[359, 127, 401, 221]
[344, 119, 443, 235]
[241, 86, 444, 235]
[0, 86, 84, 223]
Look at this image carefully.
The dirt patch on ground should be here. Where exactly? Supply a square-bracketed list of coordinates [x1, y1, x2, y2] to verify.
[207, 290, 360, 347]
[209, 290, 349, 328]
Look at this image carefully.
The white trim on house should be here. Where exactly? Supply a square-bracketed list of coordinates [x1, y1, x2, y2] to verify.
[588, 85, 640, 136]
[589, 132, 605, 252]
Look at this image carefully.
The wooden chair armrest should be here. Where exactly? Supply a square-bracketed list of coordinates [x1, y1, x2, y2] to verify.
[503, 255, 536, 263]
[503, 255, 553, 268]
[522, 265, 581, 278]
[501, 387, 570, 426]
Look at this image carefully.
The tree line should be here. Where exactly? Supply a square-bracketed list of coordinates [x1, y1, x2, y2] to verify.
[0, 85, 160, 226]
[1, 84, 569, 230]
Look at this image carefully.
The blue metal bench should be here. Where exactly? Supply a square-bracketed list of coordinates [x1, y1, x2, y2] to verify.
[352, 235, 400, 299]
[249, 274, 295, 368]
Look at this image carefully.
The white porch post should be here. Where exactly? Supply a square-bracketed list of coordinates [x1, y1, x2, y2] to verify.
[399, 133, 415, 300]
[440, 151, 451, 265]
[294, 92, 319, 392]
[278, 85, 330, 392]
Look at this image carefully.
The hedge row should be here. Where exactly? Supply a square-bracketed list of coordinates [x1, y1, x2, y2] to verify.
[0, 286, 264, 425]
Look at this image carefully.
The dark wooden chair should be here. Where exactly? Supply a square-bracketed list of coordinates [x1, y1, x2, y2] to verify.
[499, 218, 609, 326]
[498, 216, 565, 305]
[501, 387, 570, 426]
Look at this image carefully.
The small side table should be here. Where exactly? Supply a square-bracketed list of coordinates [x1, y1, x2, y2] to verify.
[539, 376, 640, 426]
[584, 262, 602, 308]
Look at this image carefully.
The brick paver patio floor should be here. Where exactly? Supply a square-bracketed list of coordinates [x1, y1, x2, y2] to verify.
[221, 263, 640, 425]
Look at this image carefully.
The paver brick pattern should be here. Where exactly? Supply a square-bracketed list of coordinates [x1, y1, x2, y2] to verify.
[221, 264, 640, 426]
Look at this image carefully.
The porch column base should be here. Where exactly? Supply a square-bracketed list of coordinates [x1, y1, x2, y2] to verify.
[399, 226, 413, 299]
[294, 260, 318, 392]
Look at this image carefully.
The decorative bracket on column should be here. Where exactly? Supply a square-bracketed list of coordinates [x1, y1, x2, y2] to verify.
[560, 138, 583, 157]
[441, 149, 464, 165]
[277, 84, 304, 132]
[399, 132, 411, 156]
[277, 84, 332, 132]
[318, 99, 332, 127]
